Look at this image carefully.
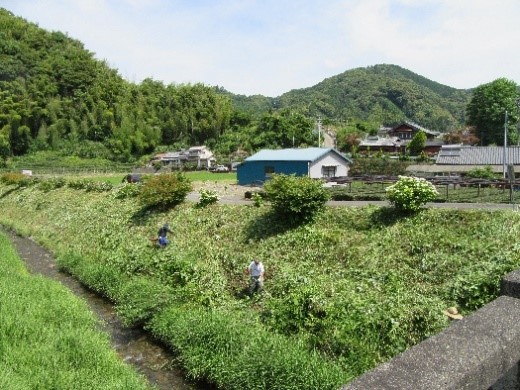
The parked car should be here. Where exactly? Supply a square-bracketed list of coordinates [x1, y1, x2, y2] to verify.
[213, 165, 229, 172]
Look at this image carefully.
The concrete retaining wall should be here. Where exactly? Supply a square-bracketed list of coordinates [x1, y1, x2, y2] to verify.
[341, 269, 520, 390]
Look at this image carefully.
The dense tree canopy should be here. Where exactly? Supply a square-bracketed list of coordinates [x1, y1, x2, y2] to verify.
[0, 9, 237, 163]
[466, 78, 520, 146]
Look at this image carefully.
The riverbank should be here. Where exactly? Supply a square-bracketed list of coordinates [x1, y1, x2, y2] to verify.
[0, 230, 153, 390]
[2, 179, 520, 389]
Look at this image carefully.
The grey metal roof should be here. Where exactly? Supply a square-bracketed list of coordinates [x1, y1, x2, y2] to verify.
[396, 120, 440, 136]
[359, 136, 398, 147]
[245, 148, 350, 163]
[358, 137, 444, 148]
[407, 164, 520, 174]
[436, 146, 520, 165]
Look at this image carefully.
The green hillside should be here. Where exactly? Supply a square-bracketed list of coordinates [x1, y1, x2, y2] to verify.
[225, 64, 471, 132]
[2, 7, 473, 165]
[275, 64, 470, 131]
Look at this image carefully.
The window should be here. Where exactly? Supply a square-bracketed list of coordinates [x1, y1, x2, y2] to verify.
[322, 165, 337, 178]
[264, 166, 275, 177]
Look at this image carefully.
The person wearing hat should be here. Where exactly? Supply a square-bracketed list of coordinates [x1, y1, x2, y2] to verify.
[443, 307, 463, 320]
[247, 258, 265, 295]
[157, 223, 172, 248]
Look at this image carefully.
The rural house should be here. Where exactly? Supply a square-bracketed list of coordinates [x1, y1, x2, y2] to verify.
[358, 121, 443, 155]
[151, 146, 216, 170]
[237, 147, 351, 185]
[407, 144, 520, 176]
[387, 120, 440, 141]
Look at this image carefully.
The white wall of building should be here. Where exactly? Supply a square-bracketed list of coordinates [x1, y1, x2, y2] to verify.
[309, 152, 349, 178]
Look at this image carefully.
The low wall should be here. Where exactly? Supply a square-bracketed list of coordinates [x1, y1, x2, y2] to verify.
[341, 269, 520, 390]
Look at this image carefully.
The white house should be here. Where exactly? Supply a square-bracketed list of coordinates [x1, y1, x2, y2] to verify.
[237, 147, 351, 185]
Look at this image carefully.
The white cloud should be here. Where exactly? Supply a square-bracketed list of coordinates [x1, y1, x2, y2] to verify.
[1, 0, 519, 95]
[340, 0, 520, 89]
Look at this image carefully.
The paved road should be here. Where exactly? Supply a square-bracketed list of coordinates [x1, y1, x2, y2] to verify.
[329, 200, 519, 210]
[188, 192, 519, 211]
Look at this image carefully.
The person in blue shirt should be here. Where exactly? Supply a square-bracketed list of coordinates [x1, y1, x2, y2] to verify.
[122, 173, 141, 183]
[157, 223, 172, 248]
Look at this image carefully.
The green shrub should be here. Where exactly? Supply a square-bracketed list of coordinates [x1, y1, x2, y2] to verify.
[114, 183, 142, 199]
[417, 151, 431, 163]
[245, 190, 265, 200]
[67, 178, 113, 192]
[407, 130, 427, 156]
[385, 176, 438, 212]
[183, 162, 198, 171]
[0, 172, 34, 187]
[252, 192, 263, 207]
[196, 189, 219, 208]
[465, 165, 496, 179]
[445, 259, 515, 311]
[349, 158, 410, 176]
[38, 177, 67, 192]
[138, 172, 192, 210]
[67, 178, 90, 190]
[264, 174, 330, 223]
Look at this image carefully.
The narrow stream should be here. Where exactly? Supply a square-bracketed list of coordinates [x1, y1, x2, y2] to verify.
[4, 229, 204, 390]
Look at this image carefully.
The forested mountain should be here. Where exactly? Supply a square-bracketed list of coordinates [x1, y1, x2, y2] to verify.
[230, 64, 471, 132]
[1, 8, 473, 164]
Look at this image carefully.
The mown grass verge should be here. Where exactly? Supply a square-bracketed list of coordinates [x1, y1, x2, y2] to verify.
[0, 231, 152, 390]
[1, 179, 520, 389]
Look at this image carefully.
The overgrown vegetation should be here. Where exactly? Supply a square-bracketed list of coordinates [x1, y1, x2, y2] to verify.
[465, 165, 496, 179]
[264, 174, 330, 223]
[348, 158, 410, 176]
[1, 177, 520, 389]
[0, 231, 151, 389]
[138, 172, 192, 210]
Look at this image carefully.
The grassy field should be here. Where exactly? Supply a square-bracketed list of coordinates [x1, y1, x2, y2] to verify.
[60, 171, 238, 186]
[0, 231, 152, 390]
[1, 176, 519, 389]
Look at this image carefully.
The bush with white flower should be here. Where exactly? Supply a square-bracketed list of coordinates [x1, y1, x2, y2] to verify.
[385, 176, 438, 212]
[197, 189, 220, 208]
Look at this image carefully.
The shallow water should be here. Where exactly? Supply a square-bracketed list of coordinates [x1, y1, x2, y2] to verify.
[4, 229, 202, 390]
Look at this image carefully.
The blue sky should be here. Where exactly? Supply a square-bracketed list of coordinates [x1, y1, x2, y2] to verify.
[1, 0, 519, 97]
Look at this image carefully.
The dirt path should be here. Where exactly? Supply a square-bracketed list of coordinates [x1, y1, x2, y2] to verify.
[2, 228, 200, 390]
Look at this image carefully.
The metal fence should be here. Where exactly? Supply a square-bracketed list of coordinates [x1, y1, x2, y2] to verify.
[327, 175, 520, 204]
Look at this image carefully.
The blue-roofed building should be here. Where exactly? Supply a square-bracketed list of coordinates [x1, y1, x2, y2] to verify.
[237, 147, 351, 185]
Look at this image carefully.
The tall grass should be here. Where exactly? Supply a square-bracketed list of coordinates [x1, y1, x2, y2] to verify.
[149, 307, 352, 390]
[0, 232, 152, 390]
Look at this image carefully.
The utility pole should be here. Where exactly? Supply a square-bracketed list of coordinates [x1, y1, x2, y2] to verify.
[504, 110, 508, 179]
[317, 116, 322, 147]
